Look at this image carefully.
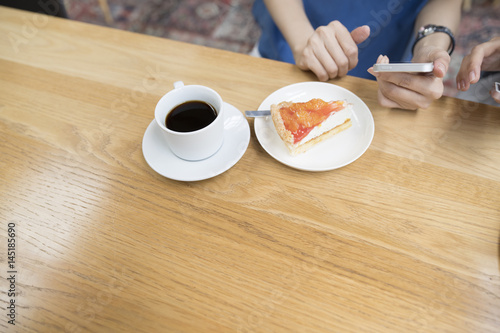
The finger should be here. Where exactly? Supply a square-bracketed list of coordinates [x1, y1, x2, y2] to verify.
[377, 72, 443, 107]
[491, 83, 500, 104]
[323, 22, 355, 76]
[456, 54, 471, 91]
[377, 89, 406, 109]
[456, 55, 476, 91]
[456, 48, 485, 90]
[370, 55, 431, 109]
[479, 38, 500, 71]
[305, 24, 347, 78]
[379, 71, 443, 99]
[367, 66, 377, 78]
[473, 40, 500, 65]
[350, 25, 370, 45]
[308, 52, 332, 81]
[307, 33, 342, 79]
[370, 70, 423, 109]
[428, 51, 450, 79]
[378, 80, 432, 109]
[433, 60, 448, 79]
[322, 37, 349, 77]
[297, 45, 331, 81]
[367, 55, 383, 77]
[373, 54, 384, 65]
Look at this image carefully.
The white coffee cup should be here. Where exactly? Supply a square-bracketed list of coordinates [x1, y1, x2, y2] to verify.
[154, 81, 224, 161]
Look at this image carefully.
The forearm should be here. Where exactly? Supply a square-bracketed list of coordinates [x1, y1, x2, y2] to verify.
[413, 0, 462, 55]
[263, 0, 315, 54]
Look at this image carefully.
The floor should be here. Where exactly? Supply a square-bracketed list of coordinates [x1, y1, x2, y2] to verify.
[62, 0, 500, 99]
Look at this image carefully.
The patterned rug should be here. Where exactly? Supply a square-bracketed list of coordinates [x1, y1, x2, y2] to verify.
[63, 0, 500, 98]
[63, 0, 260, 54]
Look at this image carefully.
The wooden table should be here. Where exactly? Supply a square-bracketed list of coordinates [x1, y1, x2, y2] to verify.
[1, 6, 499, 332]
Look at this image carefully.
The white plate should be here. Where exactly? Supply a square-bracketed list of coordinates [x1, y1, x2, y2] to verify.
[142, 102, 250, 181]
[255, 82, 375, 171]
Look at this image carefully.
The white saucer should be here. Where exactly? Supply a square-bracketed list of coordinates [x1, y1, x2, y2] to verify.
[142, 102, 250, 181]
[254, 82, 375, 171]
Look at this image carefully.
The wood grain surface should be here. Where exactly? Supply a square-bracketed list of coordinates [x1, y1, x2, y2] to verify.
[1, 6, 499, 333]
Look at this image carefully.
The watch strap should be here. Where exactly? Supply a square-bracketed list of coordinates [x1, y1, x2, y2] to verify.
[412, 24, 455, 56]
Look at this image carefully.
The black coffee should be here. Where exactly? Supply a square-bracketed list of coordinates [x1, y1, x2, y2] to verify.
[166, 101, 217, 132]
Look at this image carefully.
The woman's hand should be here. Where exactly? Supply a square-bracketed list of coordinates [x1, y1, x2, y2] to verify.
[456, 37, 500, 103]
[293, 22, 370, 81]
[367, 47, 450, 110]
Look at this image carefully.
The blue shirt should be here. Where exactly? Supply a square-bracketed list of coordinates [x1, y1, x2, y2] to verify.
[253, 0, 429, 79]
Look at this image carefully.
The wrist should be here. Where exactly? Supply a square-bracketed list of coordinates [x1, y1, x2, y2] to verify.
[412, 34, 450, 60]
[412, 24, 455, 57]
[288, 26, 315, 58]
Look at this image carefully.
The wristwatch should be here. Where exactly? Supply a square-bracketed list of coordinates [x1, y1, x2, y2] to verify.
[412, 24, 455, 56]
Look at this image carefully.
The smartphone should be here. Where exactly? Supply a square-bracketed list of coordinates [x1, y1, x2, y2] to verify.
[373, 62, 434, 73]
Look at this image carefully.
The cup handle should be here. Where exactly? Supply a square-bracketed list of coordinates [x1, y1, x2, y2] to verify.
[174, 81, 184, 89]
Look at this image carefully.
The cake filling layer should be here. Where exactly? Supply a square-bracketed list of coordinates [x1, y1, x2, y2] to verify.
[292, 105, 351, 148]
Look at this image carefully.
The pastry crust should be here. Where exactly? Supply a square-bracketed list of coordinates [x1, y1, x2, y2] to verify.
[271, 100, 352, 155]
[271, 101, 294, 147]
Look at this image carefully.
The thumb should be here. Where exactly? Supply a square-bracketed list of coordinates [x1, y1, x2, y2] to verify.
[428, 50, 450, 78]
[432, 58, 449, 79]
[351, 25, 370, 45]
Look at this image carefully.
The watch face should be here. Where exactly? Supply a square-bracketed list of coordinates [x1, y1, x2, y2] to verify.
[421, 25, 436, 36]
[423, 27, 434, 35]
